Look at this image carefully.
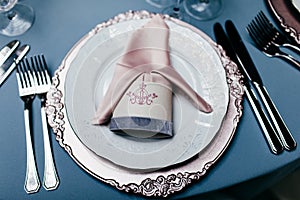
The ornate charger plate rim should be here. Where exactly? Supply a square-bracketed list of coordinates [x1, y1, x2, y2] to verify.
[45, 10, 244, 197]
[266, 0, 300, 44]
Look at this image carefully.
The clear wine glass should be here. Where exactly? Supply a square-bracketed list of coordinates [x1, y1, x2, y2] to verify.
[183, 0, 223, 21]
[145, 0, 177, 8]
[162, 0, 185, 19]
[0, 0, 35, 36]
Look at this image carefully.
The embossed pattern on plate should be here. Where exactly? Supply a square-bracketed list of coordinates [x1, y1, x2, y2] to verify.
[46, 11, 244, 197]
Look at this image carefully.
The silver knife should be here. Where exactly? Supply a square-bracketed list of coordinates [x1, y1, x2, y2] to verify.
[225, 20, 296, 151]
[0, 45, 30, 86]
[0, 40, 20, 71]
[214, 23, 284, 154]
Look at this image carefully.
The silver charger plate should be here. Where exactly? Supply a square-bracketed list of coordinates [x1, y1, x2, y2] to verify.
[46, 10, 244, 197]
[267, 0, 300, 44]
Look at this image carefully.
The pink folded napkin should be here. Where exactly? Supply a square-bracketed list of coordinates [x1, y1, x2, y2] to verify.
[92, 15, 212, 137]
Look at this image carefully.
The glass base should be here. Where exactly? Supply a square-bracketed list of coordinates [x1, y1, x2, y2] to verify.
[0, 4, 35, 37]
[145, 0, 177, 8]
[183, 0, 223, 21]
[162, 5, 183, 19]
[162, 5, 191, 22]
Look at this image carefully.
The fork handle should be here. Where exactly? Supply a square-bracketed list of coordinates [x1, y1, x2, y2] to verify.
[276, 51, 300, 68]
[283, 44, 300, 55]
[41, 105, 59, 190]
[23, 109, 40, 194]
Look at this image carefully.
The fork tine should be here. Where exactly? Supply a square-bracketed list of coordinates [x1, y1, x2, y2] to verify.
[36, 56, 42, 83]
[19, 61, 27, 88]
[37, 55, 47, 85]
[254, 23, 267, 45]
[31, 56, 42, 86]
[252, 14, 271, 41]
[39, 55, 51, 85]
[33, 55, 50, 85]
[25, 58, 35, 88]
[29, 57, 38, 86]
[256, 12, 269, 31]
[256, 13, 276, 43]
[255, 15, 270, 39]
[257, 11, 275, 35]
[17, 60, 30, 88]
[16, 62, 24, 89]
[247, 23, 264, 49]
[16, 58, 37, 98]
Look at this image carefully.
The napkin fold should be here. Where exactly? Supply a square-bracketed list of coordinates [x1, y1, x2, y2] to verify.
[92, 15, 212, 137]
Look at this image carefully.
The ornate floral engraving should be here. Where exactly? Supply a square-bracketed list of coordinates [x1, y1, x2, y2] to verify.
[276, 16, 300, 44]
[46, 62, 72, 154]
[127, 81, 158, 105]
[46, 10, 244, 197]
[267, 0, 300, 44]
[215, 43, 244, 122]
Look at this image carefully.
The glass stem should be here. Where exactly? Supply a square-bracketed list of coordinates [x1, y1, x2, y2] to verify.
[7, 10, 16, 20]
[171, 0, 181, 18]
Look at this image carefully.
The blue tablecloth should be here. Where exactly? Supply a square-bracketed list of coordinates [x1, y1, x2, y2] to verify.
[1, 0, 300, 199]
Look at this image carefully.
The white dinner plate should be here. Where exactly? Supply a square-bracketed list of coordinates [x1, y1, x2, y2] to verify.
[292, 0, 300, 12]
[63, 15, 228, 170]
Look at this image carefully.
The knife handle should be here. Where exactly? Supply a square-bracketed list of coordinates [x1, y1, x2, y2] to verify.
[244, 86, 284, 154]
[254, 83, 297, 151]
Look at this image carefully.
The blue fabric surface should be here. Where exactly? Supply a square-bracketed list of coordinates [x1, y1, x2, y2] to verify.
[1, 0, 300, 199]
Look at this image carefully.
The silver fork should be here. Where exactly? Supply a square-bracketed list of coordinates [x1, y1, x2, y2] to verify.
[16, 59, 40, 194]
[31, 55, 59, 191]
[251, 11, 300, 53]
[247, 21, 300, 68]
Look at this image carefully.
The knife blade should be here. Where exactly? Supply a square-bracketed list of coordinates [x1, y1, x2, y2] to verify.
[213, 22, 284, 154]
[223, 21, 296, 151]
[225, 20, 296, 151]
[0, 40, 20, 73]
[0, 45, 30, 86]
